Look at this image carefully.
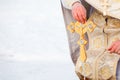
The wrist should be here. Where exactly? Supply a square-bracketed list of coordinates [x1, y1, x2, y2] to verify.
[72, 1, 81, 6]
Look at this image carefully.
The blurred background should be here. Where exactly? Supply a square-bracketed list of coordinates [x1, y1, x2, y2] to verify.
[0, 0, 79, 80]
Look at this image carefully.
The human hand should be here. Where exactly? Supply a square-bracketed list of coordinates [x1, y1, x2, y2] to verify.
[72, 2, 86, 24]
[108, 40, 120, 55]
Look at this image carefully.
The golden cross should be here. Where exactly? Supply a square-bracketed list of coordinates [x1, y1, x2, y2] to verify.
[101, 0, 111, 16]
[67, 21, 96, 62]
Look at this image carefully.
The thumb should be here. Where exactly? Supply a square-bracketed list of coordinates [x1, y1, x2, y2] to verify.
[108, 43, 114, 51]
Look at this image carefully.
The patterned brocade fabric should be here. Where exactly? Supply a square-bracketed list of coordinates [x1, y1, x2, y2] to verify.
[75, 10, 120, 80]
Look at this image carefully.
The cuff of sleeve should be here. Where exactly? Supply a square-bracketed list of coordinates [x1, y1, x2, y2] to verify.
[62, 0, 81, 9]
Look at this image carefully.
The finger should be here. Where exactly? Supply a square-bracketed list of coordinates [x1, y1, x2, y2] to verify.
[82, 16, 86, 24]
[108, 42, 116, 50]
[109, 43, 116, 52]
[117, 50, 120, 55]
[115, 44, 120, 53]
[109, 43, 118, 53]
[74, 7, 82, 22]
[72, 10, 80, 22]
[79, 7, 86, 23]
[116, 50, 120, 55]
[108, 45, 114, 51]
[82, 14, 86, 23]
[84, 18, 86, 23]
[77, 14, 81, 22]
[80, 10, 86, 23]
[76, 7, 82, 22]
[78, 10, 84, 23]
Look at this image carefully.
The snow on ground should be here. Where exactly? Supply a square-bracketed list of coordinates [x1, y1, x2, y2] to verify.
[0, 0, 79, 80]
[0, 60, 79, 80]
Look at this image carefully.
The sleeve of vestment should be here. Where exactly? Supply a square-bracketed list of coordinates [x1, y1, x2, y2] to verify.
[61, 0, 81, 9]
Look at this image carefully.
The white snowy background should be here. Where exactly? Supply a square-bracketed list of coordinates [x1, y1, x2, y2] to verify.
[0, 0, 79, 80]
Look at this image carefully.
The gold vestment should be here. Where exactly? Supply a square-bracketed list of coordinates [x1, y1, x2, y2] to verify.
[75, 10, 120, 80]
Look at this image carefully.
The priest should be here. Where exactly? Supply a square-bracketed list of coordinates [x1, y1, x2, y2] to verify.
[61, 0, 120, 80]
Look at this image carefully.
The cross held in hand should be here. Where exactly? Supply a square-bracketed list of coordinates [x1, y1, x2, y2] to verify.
[67, 21, 96, 62]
